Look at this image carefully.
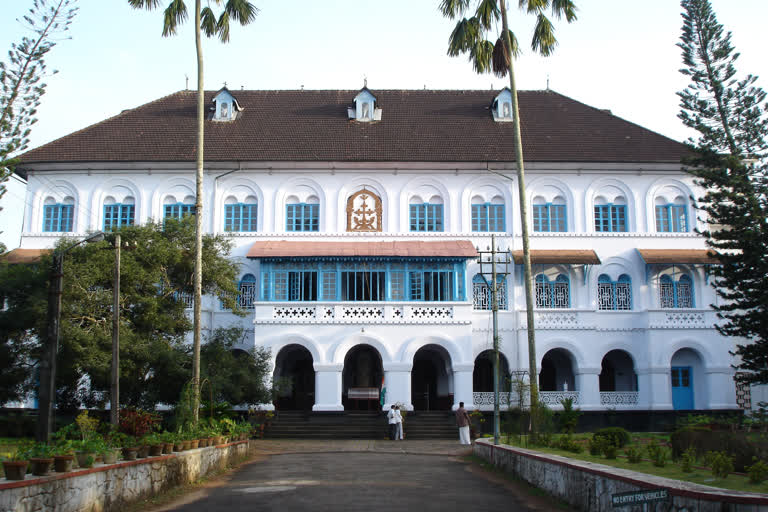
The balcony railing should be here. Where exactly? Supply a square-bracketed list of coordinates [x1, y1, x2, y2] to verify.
[600, 391, 639, 406]
[539, 391, 580, 406]
[515, 309, 717, 330]
[254, 301, 472, 325]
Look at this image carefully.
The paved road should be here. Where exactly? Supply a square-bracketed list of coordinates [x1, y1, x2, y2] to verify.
[157, 440, 563, 512]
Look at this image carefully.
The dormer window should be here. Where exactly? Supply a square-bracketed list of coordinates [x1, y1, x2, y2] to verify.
[349, 86, 382, 122]
[211, 87, 242, 122]
[492, 88, 514, 122]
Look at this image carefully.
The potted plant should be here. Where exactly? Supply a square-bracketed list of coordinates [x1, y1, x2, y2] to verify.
[75, 437, 105, 469]
[142, 432, 164, 457]
[27, 442, 56, 476]
[160, 431, 176, 454]
[118, 434, 140, 461]
[2, 446, 30, 481]
[52, 441, 76, 473]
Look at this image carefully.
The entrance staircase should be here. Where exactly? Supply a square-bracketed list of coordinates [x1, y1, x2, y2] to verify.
[265, 410, 457, 440]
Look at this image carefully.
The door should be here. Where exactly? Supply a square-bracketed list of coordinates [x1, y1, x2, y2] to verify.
[671, 366, 694, 410]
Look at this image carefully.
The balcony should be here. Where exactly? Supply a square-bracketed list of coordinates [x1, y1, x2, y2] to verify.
[254, 301, 473, 325]
[600, 391, 639, 406]
[515, 309, 717, 331]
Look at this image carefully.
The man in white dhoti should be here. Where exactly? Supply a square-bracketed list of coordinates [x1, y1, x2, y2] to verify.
[394, 405, 404, 440]
[455, 401, 471, 445]
[387, 405, 397, 440]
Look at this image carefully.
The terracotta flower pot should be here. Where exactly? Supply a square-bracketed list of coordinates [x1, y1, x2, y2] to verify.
[173, 442, 184, 452]
[163, 442, 174, 454]
[75, 451, 95, 469]
[30, 457, 54, 476]
[121, 447, 138, 461]
[208, 437, 216, 446]
[198, 438, 208, 448]
[182, 440, 192, 451]
[149, 444, 163, 457]
[136, 445, 150, 458]
[102, 449, 120, 465]
[53, 455, 75, 473]
[189, 439, 200, 449]
[2, 461, 28, 480]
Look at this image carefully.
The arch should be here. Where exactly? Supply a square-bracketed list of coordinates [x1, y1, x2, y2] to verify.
[150, 176, 195, 222]
[275, 176, 327, 232]
[460, 176, 515, 233]
[539, 348, 578, 391]
[263, 334, 324, 365]
[338, 177, 389, 232]
[670, 347, 706, 410]
[537, 340, 587, 371]
[599, 349, 637, 392]
[473, 350, 511, 392]
[585, 178, 636, 233]
[400, 176, 451, 232]
[527, 176, 575, 233]
[32, 179, 82, 233]
[412, 344, 454, 410]
[646, 178, 696, 233]
[331, 333, 393, 365]
[399, 335, 466, 367]
[342, 343, 384, 410]
[273, 344, 315, 411]
[91, 178, 142, 228]
[216, 178, 264, 232]
[660, 339, 716, 369]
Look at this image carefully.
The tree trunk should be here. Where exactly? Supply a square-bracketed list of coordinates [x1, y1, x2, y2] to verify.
[499, 0, 538, 421]
[192, 0, 204, 424]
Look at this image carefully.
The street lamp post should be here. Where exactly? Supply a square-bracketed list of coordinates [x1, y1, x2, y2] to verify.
[36, 231, 105, 443]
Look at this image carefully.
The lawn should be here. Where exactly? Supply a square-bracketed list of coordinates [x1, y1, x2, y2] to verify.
[496, 433, 768, 495]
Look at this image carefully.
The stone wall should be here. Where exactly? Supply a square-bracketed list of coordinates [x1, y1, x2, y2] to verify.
[474, 439, 768, 512]
[0, 440, 250, 512]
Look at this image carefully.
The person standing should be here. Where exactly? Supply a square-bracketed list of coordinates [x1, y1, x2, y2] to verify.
[394, 405, 404, 440]
[387, 405, 397, 440]
[455, 401, 472, 445]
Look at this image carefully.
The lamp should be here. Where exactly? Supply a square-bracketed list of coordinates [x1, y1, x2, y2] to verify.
[36, 231, 105, 443]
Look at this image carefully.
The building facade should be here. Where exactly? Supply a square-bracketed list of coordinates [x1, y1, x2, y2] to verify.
[15, 87, 740, 413]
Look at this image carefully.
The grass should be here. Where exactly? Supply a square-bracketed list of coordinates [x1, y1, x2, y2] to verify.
[497, 433, 768, 494]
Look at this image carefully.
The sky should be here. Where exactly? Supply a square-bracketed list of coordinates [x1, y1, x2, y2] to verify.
[1, 0, 767, 248]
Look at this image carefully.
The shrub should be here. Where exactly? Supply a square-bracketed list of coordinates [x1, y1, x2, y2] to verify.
[589, 436, 607, 456]
[746, 458, 768, 484]
[647, 442, 668, 468]
[554, 434, 582, 453]
[680, 448, 696, 473]
[709, 451, 734, 479]
[624, 446, 642, 464]
[592, 427, 630, 449]
[671, 427, 763, 472]
[557, 398, 581, 434]
[603, 444, 618, 459]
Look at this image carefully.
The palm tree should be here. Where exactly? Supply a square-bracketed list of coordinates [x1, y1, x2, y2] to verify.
[128, 0, 258, 422]
[439, 0, 577, 424]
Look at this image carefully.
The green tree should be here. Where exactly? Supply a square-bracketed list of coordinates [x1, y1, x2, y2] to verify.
[127, 0, 259, 422]
[0, 0, 78, 204]
[439, 0, 577, 421]
[678, 0, 768, 383]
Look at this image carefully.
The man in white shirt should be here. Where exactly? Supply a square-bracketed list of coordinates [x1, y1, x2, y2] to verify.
[387, 405, 397, 440]
[394, 405, 403, 440]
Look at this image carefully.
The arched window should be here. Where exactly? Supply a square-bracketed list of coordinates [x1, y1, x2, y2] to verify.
[655, 196, 688, 233]
[535, 274, 570, 308]
[598, 274, 632, 311]
[286, 195, 319, 232]
[103, 197, 135, 230]
[237, 274, 258, 309]
[164, 195, 195, 221]
[43, 197, 74, 232]
[471, 195, 505, 232]
[594, 196, 627, 232]
[533, 197, 567, 232]
[660, 274, 694, 308]
[225, 196, 258, 232]
[472, 274, 507, 310]
[409, 195, 444, 232]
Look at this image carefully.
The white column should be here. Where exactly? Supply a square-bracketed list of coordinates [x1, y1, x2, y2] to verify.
[575, 367, 601, 411]
[706, 366, 737, 409]
[453, 363, 474, 410]
[383, 362, 412, 411]
[313, 363, 343, 411]
[637, 367, 673, 410]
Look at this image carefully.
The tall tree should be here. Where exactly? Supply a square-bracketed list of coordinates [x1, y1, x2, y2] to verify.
[127, 0, 258, 421]
[439, 0, 577, 418]
[0, 0, 78, 207]
[678, 0, 768, 383]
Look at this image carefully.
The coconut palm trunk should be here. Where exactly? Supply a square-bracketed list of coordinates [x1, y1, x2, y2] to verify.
[192, 0, 204, 424]
[498, 0, 539, 421]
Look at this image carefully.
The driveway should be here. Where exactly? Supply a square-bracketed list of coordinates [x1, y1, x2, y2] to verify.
[154, 440, 564, 511]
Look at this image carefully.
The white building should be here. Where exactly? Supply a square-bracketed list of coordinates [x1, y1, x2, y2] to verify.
[13, 87, 742, 415]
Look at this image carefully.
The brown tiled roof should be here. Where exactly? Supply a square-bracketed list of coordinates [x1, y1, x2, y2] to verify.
[1, 248, 49, 264]
[246, 240, 478, 259]
[19, 89, 688, 165]
[511, 250, 601, 265]
[636, 249, 717, 264]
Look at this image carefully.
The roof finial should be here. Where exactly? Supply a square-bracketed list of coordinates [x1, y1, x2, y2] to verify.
[364, 76, 367, 88]
[185, 74, 188, 90]
[224, 81, 228, 88]
[546, 74, 550, 91]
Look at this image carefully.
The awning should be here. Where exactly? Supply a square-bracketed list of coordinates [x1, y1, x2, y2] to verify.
[1, 248, 49, 264]
[636, 249, 717, 265]
[510, 250, 601, 265]
[246, 240, 478, 259]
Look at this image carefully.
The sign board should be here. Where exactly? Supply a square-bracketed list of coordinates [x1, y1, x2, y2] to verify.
[611, 489, 669, 508]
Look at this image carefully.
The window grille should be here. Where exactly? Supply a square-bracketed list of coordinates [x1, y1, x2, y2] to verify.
[473, 275, 507, 310]
[409, 203, 443, 232]
[471, 204, 505, 232]
[535, 274, 570, 308]
[594, 204, 627, 232]
[104, 204, 135, 230]
[43, 204, 74, 232]
[225, 203, 258, 232]
[238, 274, 257, 309]
[598, 274, 631, 310]
[659, 273, 694, 308]
[286, 203, 319, 232]
[533, 203, 567, 232]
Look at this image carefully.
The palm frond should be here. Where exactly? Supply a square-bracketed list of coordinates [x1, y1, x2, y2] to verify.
[475, 0, 499, 30]
[447, 17, 481, 56]
[531, 12, 557, 56]
[470, 39, 495, 74]
[127, 0, 162, 9]
[492, 31, 520, 77]
[551, 0, 577, 22]
[225, 0, 259, 25]
[200, 6, 217, 37]
[216, 10, 231, 43]
[520, 0, 547, 13]
[161, 0, 188, 37]
[440, 0, 471, 19]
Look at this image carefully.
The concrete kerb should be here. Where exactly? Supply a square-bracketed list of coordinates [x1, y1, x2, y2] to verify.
[473, 438, 768, 512]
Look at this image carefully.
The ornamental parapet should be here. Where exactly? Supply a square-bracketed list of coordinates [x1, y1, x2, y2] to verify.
[253, 301, 472, 325]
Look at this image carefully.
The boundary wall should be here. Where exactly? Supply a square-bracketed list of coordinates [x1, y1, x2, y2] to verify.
[473, 439, 768, 511]
[0, 440, 250, 512]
